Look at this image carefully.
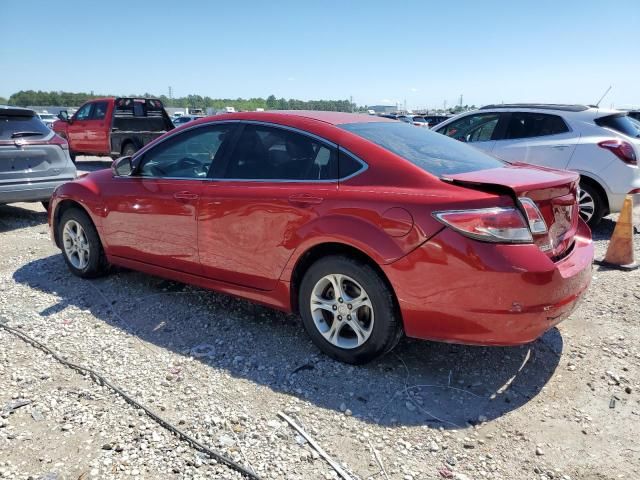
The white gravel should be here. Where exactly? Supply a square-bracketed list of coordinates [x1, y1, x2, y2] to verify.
[0, 160, 638, 479]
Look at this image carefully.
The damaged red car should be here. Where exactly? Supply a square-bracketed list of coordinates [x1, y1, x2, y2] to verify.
[49, 111, 593, 364]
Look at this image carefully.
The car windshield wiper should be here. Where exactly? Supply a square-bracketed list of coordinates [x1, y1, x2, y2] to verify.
[10, 131, 45, 138]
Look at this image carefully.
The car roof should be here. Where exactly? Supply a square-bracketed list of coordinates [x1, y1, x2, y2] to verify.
[204, 110, 395, 126]
[480, 103, 590, 112]
[0, 105, 36, 116]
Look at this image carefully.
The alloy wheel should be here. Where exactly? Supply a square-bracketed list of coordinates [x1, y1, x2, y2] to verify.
[309, 273, 374, 349]
[578, 188, 595, 223]
[62, 219, 90, 270]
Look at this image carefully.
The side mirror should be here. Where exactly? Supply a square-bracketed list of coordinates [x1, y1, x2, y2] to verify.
[112, 156, 135, 176]
[57, 110, 69, 121]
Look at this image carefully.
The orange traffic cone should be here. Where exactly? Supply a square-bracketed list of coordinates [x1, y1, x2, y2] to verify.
[595, 195, 638, 270]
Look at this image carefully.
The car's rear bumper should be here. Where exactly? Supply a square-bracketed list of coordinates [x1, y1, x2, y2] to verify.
[383, 221, 594, 346]
[0, 178, 74, 204]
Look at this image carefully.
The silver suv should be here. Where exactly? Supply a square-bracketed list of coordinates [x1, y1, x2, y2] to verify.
[0, 106, 76, 209]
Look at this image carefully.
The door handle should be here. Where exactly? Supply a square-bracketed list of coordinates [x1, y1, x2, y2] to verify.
[173, 191, 199, 201]
[551, 145, 569, 149]
[288, 194, 323, 206]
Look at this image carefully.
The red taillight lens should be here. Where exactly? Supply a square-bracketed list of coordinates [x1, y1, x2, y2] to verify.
[49, 134, 69, 150]
[598, 139, 637, 165]
[433, 207, 533, 243]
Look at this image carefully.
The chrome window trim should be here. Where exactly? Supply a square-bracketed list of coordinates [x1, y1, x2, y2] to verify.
[117, 119, 369, 183]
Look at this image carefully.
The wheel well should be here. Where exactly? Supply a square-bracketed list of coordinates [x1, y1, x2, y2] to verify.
[289, 242, 400, 316]
[53, 200, 91, 248]
[580, 176, 609, 215]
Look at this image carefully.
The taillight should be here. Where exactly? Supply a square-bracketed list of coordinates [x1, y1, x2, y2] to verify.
[598, 139, 637, 165]
[49, 134, 69, 150]
[518, 197, 548, 234]
[433, 207, 533, 243]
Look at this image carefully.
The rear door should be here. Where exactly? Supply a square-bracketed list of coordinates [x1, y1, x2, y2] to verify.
[198, 123, 339, 289]
[435, 112, 504, 153]
[491, 112, 578, 169]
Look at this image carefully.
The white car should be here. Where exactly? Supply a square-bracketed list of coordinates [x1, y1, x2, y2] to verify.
[432, 104, 640, 226]
[38, 112, 57, 129]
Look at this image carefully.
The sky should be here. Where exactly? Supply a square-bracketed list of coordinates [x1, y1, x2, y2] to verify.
[2, 0, 639, 109]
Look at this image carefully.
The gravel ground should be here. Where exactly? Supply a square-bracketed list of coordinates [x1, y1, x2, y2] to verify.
[0, 158, 639, 480]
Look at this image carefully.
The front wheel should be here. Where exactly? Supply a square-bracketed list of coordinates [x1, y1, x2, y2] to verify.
[299, 256, 402, 364]
[58, 208, 109, 278]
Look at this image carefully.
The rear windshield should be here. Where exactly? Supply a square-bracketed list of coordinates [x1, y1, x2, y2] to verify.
[0, 114, 50, 140]
[340, 121, 504, 176]
[412, 117, 426, 122]
[595, 114, 640, 138]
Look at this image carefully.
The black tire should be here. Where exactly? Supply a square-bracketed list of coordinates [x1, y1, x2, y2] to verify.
[69, 151, 77, 163]
[122, 142, 137, 157]
[58, 208, 109, 278]
[299, 255, 402, 364]
[579, 181, 605, 228]
[41, 201, 50, 211]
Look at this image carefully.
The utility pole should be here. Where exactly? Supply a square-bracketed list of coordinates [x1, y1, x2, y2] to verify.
[168, 86, 172, 100]
[459, 94, 463, 108]
[350, 95, 353, 113]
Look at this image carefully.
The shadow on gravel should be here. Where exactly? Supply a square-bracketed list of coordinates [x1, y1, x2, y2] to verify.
[0, 204, 47, 233]
[15, 254, 564, 429]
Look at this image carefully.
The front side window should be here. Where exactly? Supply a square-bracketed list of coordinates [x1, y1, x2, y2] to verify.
[437, 113, 500, 142]
[91, 102, 108, 120]
[75, 103, 93, 121]
[341, 121, 504, 177]
[503, 112, 569, 139]
[224, 125, 338, 181]
[137, 125, 233, 178]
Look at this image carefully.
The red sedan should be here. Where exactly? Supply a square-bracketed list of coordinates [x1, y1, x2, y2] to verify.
[49, 111, 593, 364]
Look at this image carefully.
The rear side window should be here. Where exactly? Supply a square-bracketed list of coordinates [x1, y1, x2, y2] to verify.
[225, 125, 339, 181]
[341, 121, 504, 177]
[503, 112, 569, 139]
[595, 114, 640, 139]
[0, 113, 50, 140]
[437, 113, 500, 142]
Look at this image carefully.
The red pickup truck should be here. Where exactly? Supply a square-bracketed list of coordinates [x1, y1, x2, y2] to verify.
[53, 97, 174, 161]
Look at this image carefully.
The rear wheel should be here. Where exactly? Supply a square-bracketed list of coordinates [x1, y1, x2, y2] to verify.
[299, 255, 402, 364]
[58, 208, 109, 278]
[578, 181, 605, 227]
[69, 151, 77, 163]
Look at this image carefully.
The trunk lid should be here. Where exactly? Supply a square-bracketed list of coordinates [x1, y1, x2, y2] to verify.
[442, 163, 580, 259]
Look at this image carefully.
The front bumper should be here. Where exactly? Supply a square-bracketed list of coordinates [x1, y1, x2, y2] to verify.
[383, 221, 594, 346]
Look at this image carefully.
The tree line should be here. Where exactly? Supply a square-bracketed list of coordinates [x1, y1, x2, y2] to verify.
[5, 90, 356, 112]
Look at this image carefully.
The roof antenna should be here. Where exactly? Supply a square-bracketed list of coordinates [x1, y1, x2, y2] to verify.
[594, 85, 612, 107]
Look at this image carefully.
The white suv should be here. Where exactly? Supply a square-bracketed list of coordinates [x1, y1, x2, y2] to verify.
[433, 104, 640, 226]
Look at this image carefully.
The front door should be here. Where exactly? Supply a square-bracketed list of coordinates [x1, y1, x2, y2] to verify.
[435, 112, 504, 153]
[102, 123, 235, 273]
[67, 102, 94, 151]
[198, 123, 340, 290]
[84, 100, 110, 154]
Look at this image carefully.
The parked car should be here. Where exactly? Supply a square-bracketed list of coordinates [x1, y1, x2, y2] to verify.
[172, 115, 204, 127]
[52, 97, 174, 162]
[1, 106, 76, 209]
[37, 112, 57, 129]
[49, 111, 593, 364]
[398, 115, 429, 127]
[432, 104, 640, 226]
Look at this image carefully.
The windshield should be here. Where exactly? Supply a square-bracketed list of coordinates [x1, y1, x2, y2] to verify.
[412, 117, 427, 123]
[595, 114, 640, 139]
[0, 114, 51, 140]
[340, 121, 504, 176]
